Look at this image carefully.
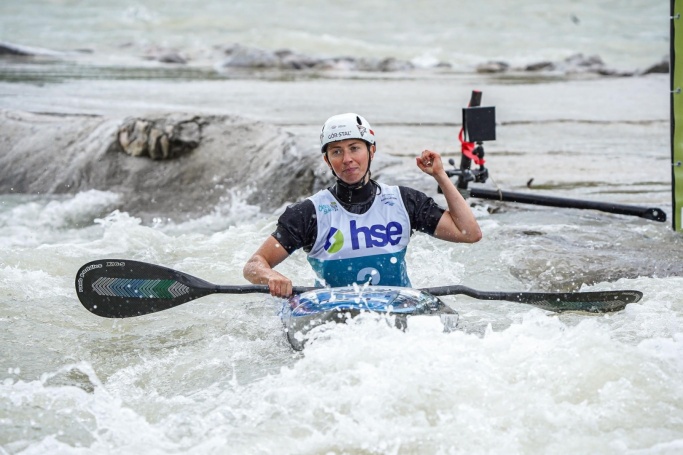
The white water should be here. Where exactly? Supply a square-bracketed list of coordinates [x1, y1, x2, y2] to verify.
[1, 189, 682, 454]
[1, 1, 682, 454]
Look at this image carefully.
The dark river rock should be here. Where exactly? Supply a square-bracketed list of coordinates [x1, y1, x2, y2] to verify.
[0, 109, 333, 221]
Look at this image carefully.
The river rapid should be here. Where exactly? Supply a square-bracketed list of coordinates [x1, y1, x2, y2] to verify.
[1, 1, 682, 454]
[2, 83, 682, 452]
[1, 173, 682, 454]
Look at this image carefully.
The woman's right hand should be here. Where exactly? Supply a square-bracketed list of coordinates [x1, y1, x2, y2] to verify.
[266, 272, 293, 298]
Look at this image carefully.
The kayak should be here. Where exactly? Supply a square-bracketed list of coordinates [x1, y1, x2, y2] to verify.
[281, 286, 459, 351]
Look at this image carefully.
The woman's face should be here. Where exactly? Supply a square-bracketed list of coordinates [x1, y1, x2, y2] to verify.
[324, 139, 375, 185]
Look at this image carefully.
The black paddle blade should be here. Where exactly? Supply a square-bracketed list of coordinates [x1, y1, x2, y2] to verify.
[424, 286, 643, 313]
[75, 259, 218, 318]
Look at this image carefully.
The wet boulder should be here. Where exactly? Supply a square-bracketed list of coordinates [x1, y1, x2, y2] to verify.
[641, 60, 669, 75]
[0, 41, 62, 57]
[117, 116, 201, 159]
[217, 43, 417, 73]
[0, 109, 331, 221]
[476, 61, 510, 74]
[275, 49, 320, 70]
[220, 44, 281, 69]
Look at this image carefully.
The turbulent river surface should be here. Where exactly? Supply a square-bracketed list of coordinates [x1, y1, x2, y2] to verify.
[1, 181, 682, 454]
[1, 0, 682, 454]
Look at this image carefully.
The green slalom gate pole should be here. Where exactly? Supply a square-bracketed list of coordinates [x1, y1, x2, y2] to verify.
[672, 0, 683, 231]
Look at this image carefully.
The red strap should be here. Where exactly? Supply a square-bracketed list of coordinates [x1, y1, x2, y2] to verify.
[458, 128, 485, 165]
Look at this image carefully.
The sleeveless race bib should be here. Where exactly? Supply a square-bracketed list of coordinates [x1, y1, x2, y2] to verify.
[307, 183, 411, 287]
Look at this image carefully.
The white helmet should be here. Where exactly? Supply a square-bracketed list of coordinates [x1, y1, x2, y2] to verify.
[320, 113, 375, 153]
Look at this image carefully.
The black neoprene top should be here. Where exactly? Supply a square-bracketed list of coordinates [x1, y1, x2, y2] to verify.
[272, 180, 445, 254]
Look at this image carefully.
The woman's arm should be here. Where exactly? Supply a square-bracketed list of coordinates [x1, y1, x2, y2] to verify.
[243, 235, 293, 297]
[416, 149, 482, 243]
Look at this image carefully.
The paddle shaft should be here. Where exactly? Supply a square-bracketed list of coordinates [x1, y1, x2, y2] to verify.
[215, 285, 315, 294]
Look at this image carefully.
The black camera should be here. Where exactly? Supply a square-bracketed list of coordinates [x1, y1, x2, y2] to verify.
[462, 106, 496, 143]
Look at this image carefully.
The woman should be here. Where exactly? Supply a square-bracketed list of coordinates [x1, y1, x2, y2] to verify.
[244, 113, 482, 297]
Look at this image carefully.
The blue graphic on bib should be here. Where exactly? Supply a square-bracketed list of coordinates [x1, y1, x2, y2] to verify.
[308, 250, 410, 287]
[324, 227, 344, 253]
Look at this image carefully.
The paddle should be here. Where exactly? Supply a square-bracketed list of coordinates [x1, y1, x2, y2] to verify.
[75, 259, 643, 318]
[425, 286, 641, 313]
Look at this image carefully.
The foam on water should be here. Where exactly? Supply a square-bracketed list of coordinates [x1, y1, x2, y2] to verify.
[7, 202, 679, 435]
[0, 190, 120, 249]
[2, 277, 681, 454]
[0, 191, 681, 453]
[154, 187, 262, 237]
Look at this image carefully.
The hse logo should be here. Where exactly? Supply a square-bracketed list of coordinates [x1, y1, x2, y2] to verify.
[325, 221, 403, 254]
[351, 220, 402, 250]
[324, 227, 344, 253]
